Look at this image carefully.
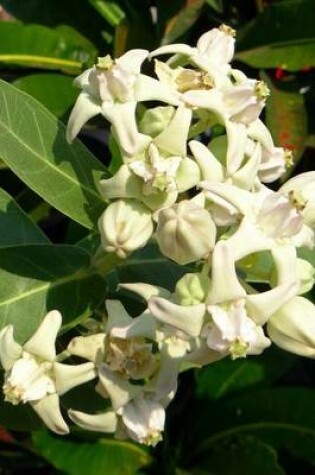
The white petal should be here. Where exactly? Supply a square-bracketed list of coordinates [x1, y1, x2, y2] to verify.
[207, 242, 246, 304]
[0, 326, 22, 371]
[98, 364, 141, 411]
[106, 300, 133, 331]
[226, 122, 247, 175]
[24, 310, 61, 361]
[67, 334, 106, 363]
[176, 157, 201, 192]
[31, 393, 69, 435]
[110, 310, 158, 341]
[116, 49, 149, 73]
[68, 409, 117, 433]
[119, 282, 171, 301]
[99, 164, 142, 200]
[246, 280, 299, 325]
[148, 297, 205, 337]
[154, 106, 192, 157]
[66, 92, 101, 142]
[135, 74, 180, 105]
[150, 44, 194, 58]
[189, 140, 224, 182]
[54, 362, 96, 395]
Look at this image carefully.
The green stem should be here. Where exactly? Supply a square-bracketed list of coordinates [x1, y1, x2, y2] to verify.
[90, 246, 122, 275]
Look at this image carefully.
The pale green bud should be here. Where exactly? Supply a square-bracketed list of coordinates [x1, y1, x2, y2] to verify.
[175, 272, 210, 305]
[156, 200, 216, 265]
[267, 296, 315, 358]
[139, 106, 175, 138]
[98, 199, 154, 259]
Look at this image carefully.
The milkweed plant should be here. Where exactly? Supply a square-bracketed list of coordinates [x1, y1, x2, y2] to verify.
[1, 24, 315, 448]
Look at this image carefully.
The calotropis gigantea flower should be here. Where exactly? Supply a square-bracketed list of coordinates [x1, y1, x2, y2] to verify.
[247, 119, 292, 183]
[68, 300, 158, 380]
[69, 366, 167, 446]
[98, 199, 154, 258]
[189, 124, 262, 191]
[267, 296, 315, 358]
[99, 106, 200, 213]
[280, 171, 315, 229]
[67, 50, 179, 155]
[0, 311, 96, 434]
[183, 75, 269, 127]
[156, 199, 216, 264]
[150, 24, 235, 87]
[200, 182, 314, 260]
[149, 242, 297, 361]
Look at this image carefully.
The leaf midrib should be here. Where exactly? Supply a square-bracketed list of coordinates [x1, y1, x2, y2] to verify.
[0, 91, 104, 204]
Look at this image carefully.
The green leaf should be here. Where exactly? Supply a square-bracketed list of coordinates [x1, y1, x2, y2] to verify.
[205, 0, 223, 13]
[262, 72, 307, 175]
[0, 79, 108, 230]
[0, 244, 106, 343]
[158, 0, 205, 45]
[32, 431, 151, 475]
[194, 436, 285, 475]
[118, 243, 187, 289]
[0, 0, 106, 47]
[235, 0, 315, 71]
[13, 74, 77, 119]
[0, 21, 96, 72]
[0, 188, 49, 246]
[89, 0, 125, 27]
[195, 347, 295, 400]
[189, 388, 315, 467]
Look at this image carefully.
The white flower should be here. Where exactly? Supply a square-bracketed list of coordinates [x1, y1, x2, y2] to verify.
[67, 50, 179, 155]
[203, 299, 271, 359]
[151, 25, 235, 86]
[0, 311, 95, 434]
[200, 182, 314, 260]
[119, 396, 165, 446]
[280, 171, 315, 229]
[99, 106, 200, 213]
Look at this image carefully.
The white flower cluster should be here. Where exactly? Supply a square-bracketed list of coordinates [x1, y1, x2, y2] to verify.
[2, 25, 315, 446]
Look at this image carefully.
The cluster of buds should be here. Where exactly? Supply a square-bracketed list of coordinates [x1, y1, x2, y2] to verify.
[1, 25, 315, 446]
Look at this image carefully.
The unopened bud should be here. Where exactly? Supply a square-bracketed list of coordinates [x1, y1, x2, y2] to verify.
[98, 199, 154, 259]
[175, 272, 210, 305]
[267, 296, 315, 358]
[156, 200, 216, 265]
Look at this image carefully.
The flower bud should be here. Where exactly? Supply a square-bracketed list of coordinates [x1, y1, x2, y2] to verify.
[267, 296, 315, 358]
[280, 172, 315, 229]
[98, 199, 154, 259]
[175, 272, 210, 305]
[271, 258, 315, 295]
[156, 200, 216, 265]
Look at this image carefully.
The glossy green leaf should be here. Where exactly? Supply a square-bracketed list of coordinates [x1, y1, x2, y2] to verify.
[158, 0, 205, 45]
[262, 72, 307, 174]
[189, 388, 315, 467]
[0, 188, 49, 246]
[0, 21, 96, 72]
[195, 347, 296, 400]
[89, 0, 125, 27]
[235, 0, 315, 71]
[118, 243, 187, 289]
[0, 0, 106, 47]
[194, 436, 285, 475]
[32, 431, 151, 475]
[0, 244, 106, 343]
[0, 79, 108, 230]
[13, 74, 77, 119]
